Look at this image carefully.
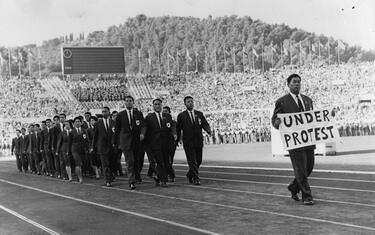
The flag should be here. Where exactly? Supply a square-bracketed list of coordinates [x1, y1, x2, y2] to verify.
[311, 44, 316, 53]
[242, 47, 248, 56]
[283, 40, 289, 55]
[18, 50, 23, 62]
[27, 49, 33, 58]
[147, 50, 152, 65]
[338, 40, 345, 50]
[0, 54, 3, 67]
[186, 49, 192, 62]
[167, 51, 175, 61]
[252, 48, 259, 58]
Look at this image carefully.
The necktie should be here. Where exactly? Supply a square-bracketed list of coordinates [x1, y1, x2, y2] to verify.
[157, 112, 162, 128]
[78, 128, 81, 135]
[129, 110, 133, 126]
[190, 111, 195, 125]
[296, 95, 305, 112]
[104, 119, 108, 132]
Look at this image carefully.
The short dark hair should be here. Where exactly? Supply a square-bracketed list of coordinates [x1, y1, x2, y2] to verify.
[41, 121, 46, 124]
[46, 119, 52, 122]
[59, 113, 66, 118]
[78, 116, 84, 121]
[74, 117, 82, 123]
[16, 129, 21, 133]
[184, 96, 193, 103]
[112, 111, 118, 115]
[102, 106, 110, 112]
[84, 112, 92, 116]
[287, 74, 301, 85]
[125, 95, 134, 101]
[35, 124, 40, 128]
[163, 106, 171, 113]
[21, 128, 26, 131]
[89, 116, 98, 122]
[29, 124, 35, 128]
[153, 98, 162, 104]
[53, 115, 60, 121]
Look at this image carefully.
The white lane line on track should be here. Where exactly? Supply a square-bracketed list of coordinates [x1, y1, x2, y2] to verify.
[11, 170, 375, 209]
[0, 204, 61, 235]
[173, 175, 375, 193]
[111, 177, 375, 208]
[81, 182, 375, 232]
[174, 169, 375, 183]
[2, 173, 375, 232]
[0, 179, 220, 235]
[173, 163, 375, 175]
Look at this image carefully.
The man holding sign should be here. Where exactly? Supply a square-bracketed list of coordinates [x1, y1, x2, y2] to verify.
[272, 74, 316, 206]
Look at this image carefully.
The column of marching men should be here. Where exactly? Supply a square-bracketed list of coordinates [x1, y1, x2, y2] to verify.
[11, 95, 211, 189]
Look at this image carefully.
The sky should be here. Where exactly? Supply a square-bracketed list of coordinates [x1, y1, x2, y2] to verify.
[0, 0, 374, 50]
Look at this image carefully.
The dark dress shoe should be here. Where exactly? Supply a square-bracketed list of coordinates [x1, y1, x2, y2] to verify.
[153, 177, 160, 186]
[106, 182, 112, 187]
[129, 183, 136, 190]
[160, 182, 168, 188]
[187, 177, 193, 184]
[194, 179, 201, 185]
[288, 186, 300, 201]
[303, 200, 314, 205]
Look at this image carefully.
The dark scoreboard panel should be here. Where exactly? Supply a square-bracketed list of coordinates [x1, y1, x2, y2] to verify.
[61, 47, 125, 74]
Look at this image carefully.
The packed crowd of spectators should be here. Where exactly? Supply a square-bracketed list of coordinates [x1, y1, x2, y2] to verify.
[0, 76, 78, 119]
[67, 74, 129, 102]
[1, 62, 375, 149]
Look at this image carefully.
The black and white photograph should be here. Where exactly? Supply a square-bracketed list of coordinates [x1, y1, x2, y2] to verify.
[0, 0, 374, 234]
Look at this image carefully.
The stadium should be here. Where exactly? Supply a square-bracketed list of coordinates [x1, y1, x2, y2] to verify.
[0, 1, 375, 235]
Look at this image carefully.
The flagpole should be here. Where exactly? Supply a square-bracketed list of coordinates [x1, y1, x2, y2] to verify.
[223, 46, 226, 74]
[8, 48, 12, 78]
[232, 47, 235, 73]
[157, 49, 161, 76]
[261, 44, 264, 74]
[138, 49, 141, 74]
[195, 50, 198, 72]
[271, 46, 274, 69]
[28, 50, 32, 77]
[242, 47, 245, 73]
[205, 47, 208, 73]
[186, 49, 188, 73]
[176, 50, 179, 74]
[337, 42, 340, 65]
[281, 42, 283, 69]
[289, 42, 292, 66]
[327, 42, 330, 65]
[18, 50, 21, 77]
[214, 50, 217, 73]
[167, 49, 170, 74]
[252, 52, 255, 71]
[299, 42, 302, 67]
[38, 48, 41, 78]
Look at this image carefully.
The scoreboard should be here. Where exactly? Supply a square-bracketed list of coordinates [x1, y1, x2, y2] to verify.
[61, 47, 125, 74]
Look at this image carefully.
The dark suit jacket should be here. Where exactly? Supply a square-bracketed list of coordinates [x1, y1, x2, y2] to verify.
[19, 135, 26, 154]
[57, 130, 72, 154]
[143, 112, 177, 150]
[271, 93, 315, 152]
[24, 133, 36, 154]
[92, 118, 115, 155]
[70, 128, 88, 155]
[177, 110, 211, 149]
[40, 128, 52, 152]
[51, 124, 64, 152]
[113, 109, 145, 151]
[11, 137, 20, 155]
